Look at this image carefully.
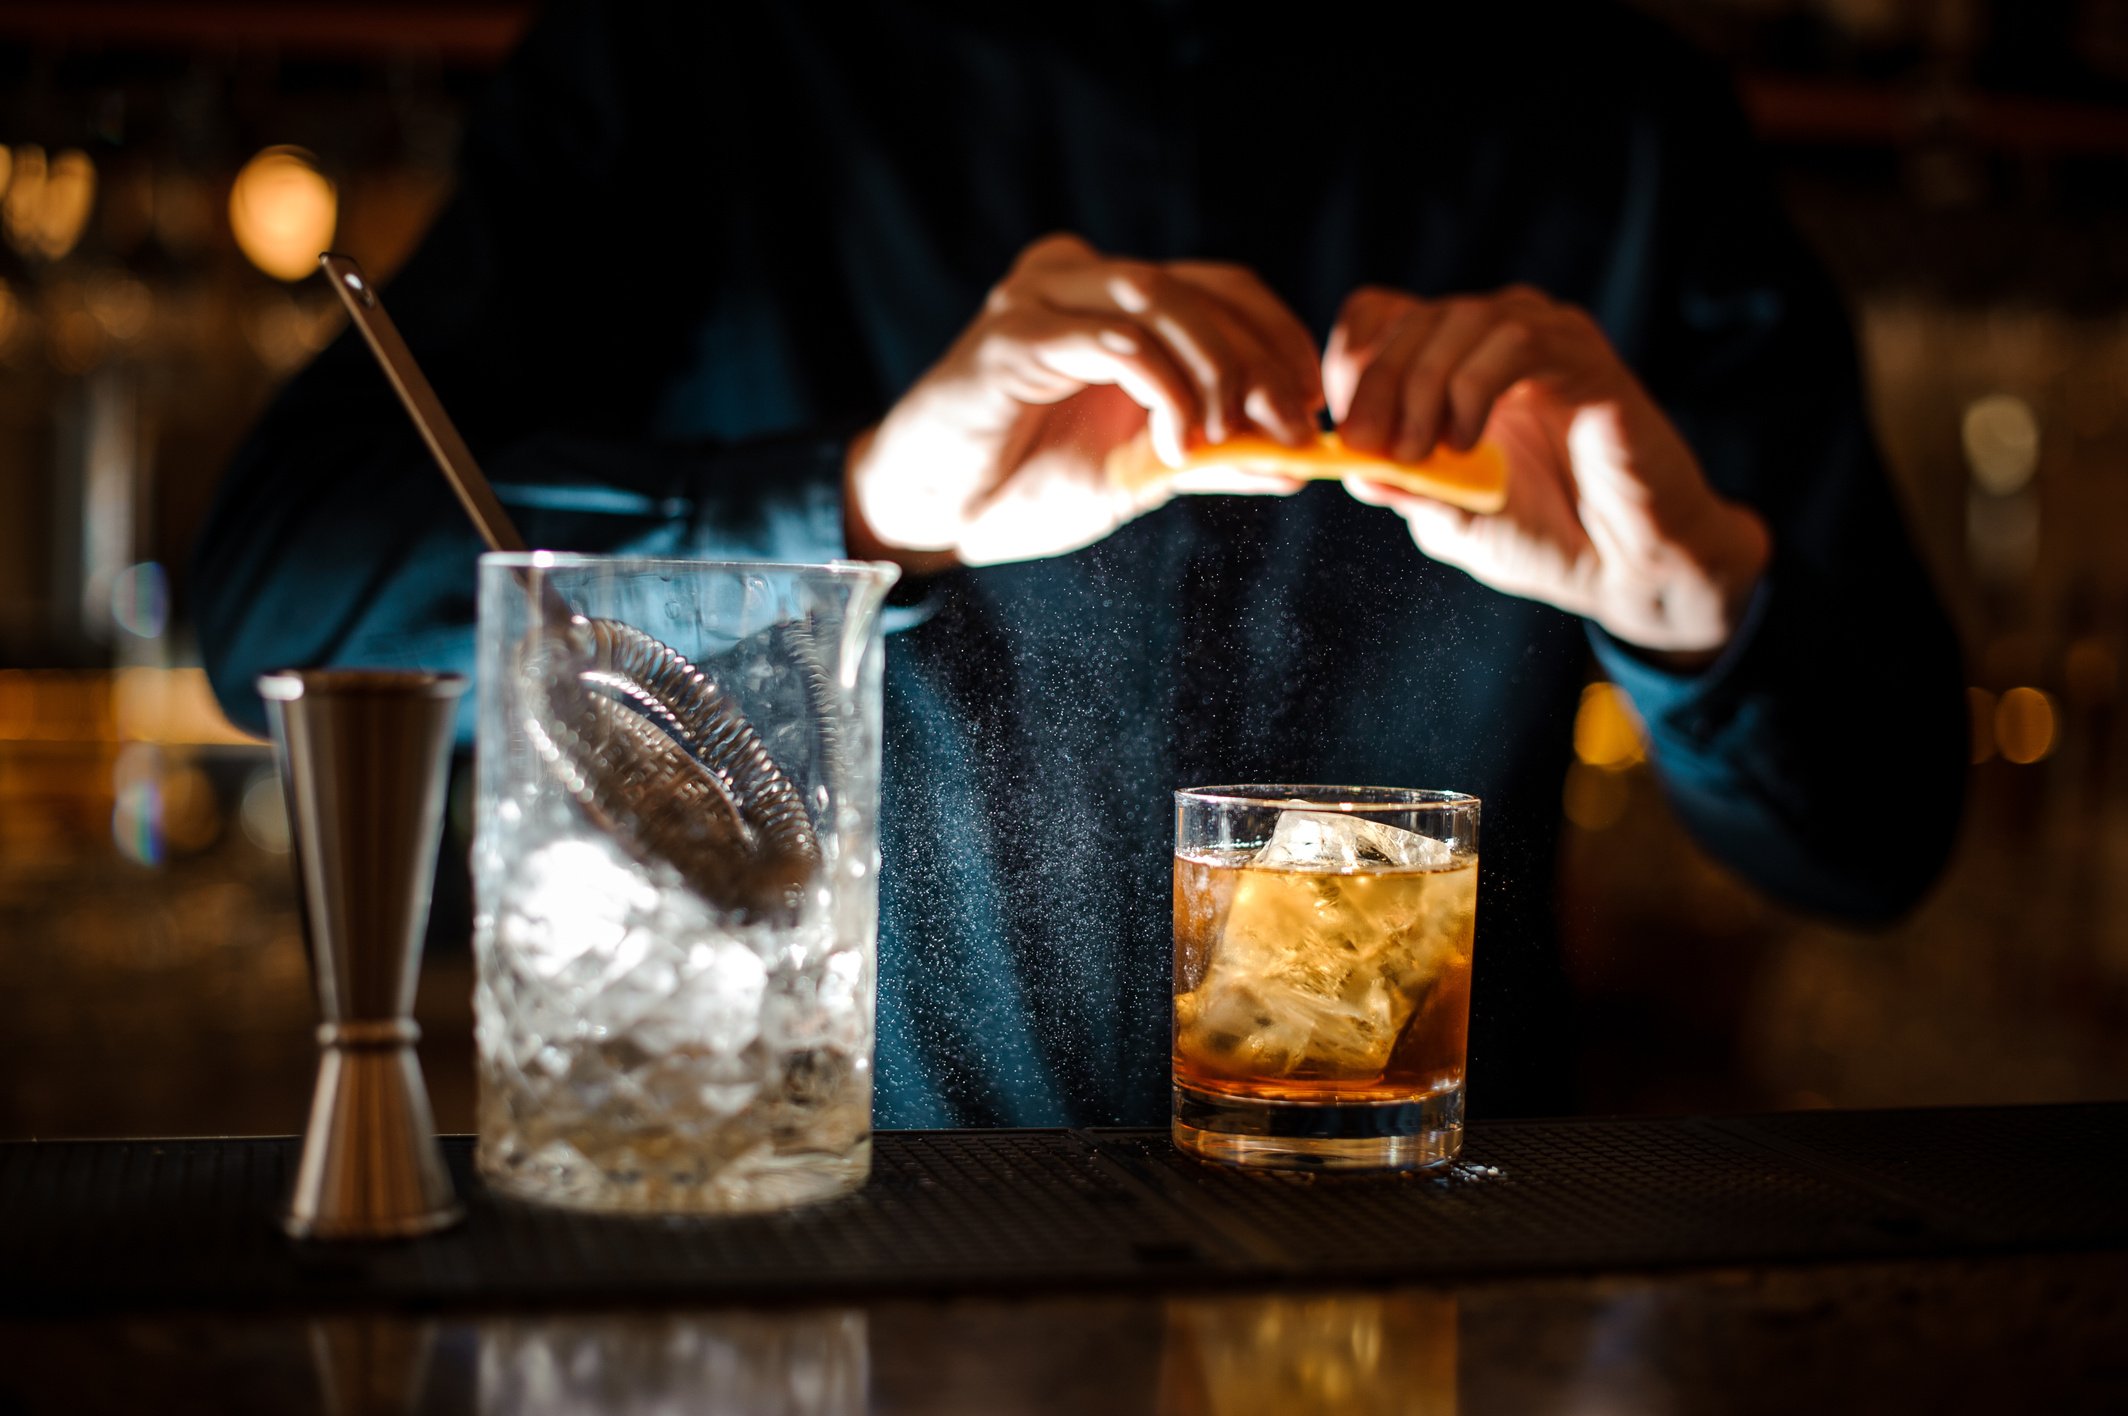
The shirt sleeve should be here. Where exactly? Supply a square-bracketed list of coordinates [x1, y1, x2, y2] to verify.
[188, 1, 857, 738]
[1588, 51, 1967, 924]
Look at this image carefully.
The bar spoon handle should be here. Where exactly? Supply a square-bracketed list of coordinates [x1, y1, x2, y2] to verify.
[318, 251, 528, 556]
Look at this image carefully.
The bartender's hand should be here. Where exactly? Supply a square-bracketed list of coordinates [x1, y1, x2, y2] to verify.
[1326, 285, 1770, 659]
[847, 233, 1322, 572]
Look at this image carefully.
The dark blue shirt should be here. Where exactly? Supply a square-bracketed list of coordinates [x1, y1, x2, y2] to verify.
[193, 1, 1967, 1124]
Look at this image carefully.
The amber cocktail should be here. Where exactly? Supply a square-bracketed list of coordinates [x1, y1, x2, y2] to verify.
[1172, 786, 1479, 1171]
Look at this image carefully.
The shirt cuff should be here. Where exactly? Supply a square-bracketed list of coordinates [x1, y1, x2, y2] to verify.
[1586, 570, 1777, 750]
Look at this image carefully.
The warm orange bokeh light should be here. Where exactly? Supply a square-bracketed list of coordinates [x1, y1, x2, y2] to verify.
[2, 144, 96, 261]
[1994, 686, 2057, 765]
[229, 147, 337, 282]
[1572, 681, 1646, 771]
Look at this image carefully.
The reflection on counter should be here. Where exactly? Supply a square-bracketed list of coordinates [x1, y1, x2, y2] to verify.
[477, 1310, 868, 1416]
[1159, 1292, 1457, 1416]
[4, 1254, 2118, 1414]
[310, 1318, 436, 1416]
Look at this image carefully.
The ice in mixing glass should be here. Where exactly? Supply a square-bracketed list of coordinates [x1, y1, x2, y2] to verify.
[474, 555, 895, 1213]
[1172, 787, 1480, 1171]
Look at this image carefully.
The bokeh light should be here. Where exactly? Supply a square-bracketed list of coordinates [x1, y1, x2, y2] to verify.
[241, 289, 339, 371]
[160, 764, 222, 854]
[238, 770, 292, 855]
[86, 273, 153, 343]
[110, 743, 162, 866]
[109, 562, 170, 639]
[1, 145, 96, 261]
[1572, 682, 1646, 771]
[1994, 686, 2058, 765]
[1961, 393, 2040, 496]
[228, 147, 337, 282]
[109, 752, 222, 862]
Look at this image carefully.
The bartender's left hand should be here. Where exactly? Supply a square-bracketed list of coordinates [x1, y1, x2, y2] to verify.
[1325, 284, 1770, 660]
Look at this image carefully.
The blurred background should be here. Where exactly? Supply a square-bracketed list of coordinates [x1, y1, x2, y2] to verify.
[1, 0, 2124, 1139]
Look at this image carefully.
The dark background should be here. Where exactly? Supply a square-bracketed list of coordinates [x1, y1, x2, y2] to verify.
[2, 0, 2125, 1138]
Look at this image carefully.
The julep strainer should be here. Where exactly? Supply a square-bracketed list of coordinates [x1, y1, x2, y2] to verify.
[318, 252, 823, 919]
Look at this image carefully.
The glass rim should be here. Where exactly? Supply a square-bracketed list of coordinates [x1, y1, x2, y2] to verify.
[257, 669, 468, 701]
[1175, 784, 1480, 813]
[478, 551, 900, 584]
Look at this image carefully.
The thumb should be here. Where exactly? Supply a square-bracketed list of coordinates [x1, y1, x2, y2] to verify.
[1344, 479, 1476, 565]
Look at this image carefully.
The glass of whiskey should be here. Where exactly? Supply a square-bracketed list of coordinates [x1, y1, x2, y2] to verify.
[1172, 785, 1480, 1172]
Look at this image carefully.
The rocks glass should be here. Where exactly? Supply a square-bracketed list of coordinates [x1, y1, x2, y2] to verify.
[1171, 785, 1480, 1172]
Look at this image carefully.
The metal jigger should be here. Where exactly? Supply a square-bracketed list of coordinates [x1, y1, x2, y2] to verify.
[260, 669, 467, 1241]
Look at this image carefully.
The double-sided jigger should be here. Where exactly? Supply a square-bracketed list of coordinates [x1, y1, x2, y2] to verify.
[260, 669, 466, 1241]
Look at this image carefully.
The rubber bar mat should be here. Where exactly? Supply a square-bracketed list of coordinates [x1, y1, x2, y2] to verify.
[3, 1105, 2123, 1315]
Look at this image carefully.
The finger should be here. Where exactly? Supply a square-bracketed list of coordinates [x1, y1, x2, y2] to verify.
[1032, 260, 1267, 446]
[1169, 264, 1322, 408]
[1011, 231, 1098, 276]
[985, 310, 1200, 467]
[1324, 287, 1417, 422]
[1493, 282, 1557, 317]
[1442, 316, 1549, 451]
[1168, 467, 1307, 497]
[1390, 298, 1510, 464]
[1344, 477, 1478, 565]
[1397, 495, 1479, 566]
[1343, 475, 1401, 508]
[987, 233, 1097, 321]
[1339, 306, 1439, 455]
[1167, 262, 1323, 440]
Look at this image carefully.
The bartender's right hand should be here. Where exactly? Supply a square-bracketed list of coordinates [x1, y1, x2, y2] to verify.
[845, 233, 1322, 572]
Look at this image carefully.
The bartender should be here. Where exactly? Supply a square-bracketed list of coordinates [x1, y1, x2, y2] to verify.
[192, 1, 1966, 1125]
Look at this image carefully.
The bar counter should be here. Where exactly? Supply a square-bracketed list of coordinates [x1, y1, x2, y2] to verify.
[4, 1104, 2125, 1412]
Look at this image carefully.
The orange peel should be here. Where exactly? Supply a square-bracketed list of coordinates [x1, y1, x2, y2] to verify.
[1105, 429, 1509, 514]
